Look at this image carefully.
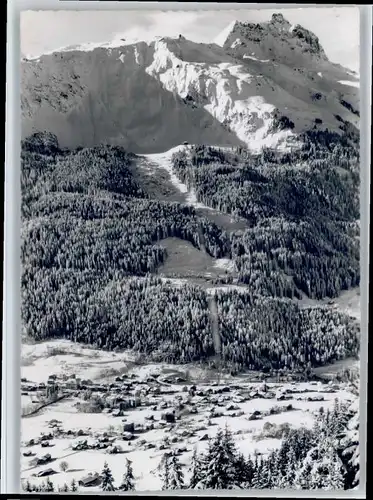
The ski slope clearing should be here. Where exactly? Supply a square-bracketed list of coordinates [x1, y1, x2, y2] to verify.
[142, 147, 211, 210]
[139, 146, 249, 234]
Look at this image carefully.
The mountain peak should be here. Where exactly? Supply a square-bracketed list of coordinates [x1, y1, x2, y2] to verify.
[221, 15, 328, 66]
[270, 12, 291, 29]
[213, 21, 239, 47]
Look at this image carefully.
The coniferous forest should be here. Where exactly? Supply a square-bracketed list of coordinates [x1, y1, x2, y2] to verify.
[21, 130, 360, 374]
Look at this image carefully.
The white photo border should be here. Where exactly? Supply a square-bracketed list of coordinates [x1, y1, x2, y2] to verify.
[2, 2, 371, 496]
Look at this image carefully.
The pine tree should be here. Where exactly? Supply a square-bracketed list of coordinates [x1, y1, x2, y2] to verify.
[341, 406, 360, 489]
[202, 428, 239, 489]
[296, 439, 345, 491]
[328, 454, 345, 490]
[245, 454, 255, 487]
[189, 448, 203, 488]
[61, 483, 70, 492]
[266, 451, 281, 489]
[45, 477, 55, 492]
[222, 424, 237, 461]
[101, 461, 116, 491]
[260, 458, 271, 489]
[283, 447, 297, 487]
[169, 452, 185, 490]
[39, 482, 47, 492]
[23, 480, 32, 492]
[119, 458, 135, 491]
[277, 435, 290, 476]
[251, 455, 261, 488]
[159, 452, 171, 490]
[234, 452, 247, 486]
[70, 478, 78, 492]
[294, 459, 313, 490]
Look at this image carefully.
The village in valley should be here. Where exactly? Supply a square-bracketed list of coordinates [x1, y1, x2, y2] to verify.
[20, 340, 359, 492]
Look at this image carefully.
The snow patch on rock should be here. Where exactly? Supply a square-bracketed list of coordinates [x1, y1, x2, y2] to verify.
[145, 40, 293, 152]
[231, 39, 242, 49]
[338, 80, 360, 89]
[243, 55, 270, 63]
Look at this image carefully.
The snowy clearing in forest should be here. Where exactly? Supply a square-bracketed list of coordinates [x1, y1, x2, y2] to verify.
[21, 340, 135, 384]
[213, 258, 236, 272]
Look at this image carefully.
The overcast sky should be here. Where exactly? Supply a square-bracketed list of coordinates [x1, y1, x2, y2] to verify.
[21, 6, 360, 72]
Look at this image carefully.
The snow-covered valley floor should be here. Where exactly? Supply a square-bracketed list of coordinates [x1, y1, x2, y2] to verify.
[20, 340, 358, 492]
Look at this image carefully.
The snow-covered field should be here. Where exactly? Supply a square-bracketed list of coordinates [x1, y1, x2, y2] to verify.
[21, 341, 136, 384]
[298, 287, 361, 322]
[21, 340, 358, 492]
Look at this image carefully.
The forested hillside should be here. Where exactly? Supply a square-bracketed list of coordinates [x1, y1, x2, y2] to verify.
[172, 132, 360, 300]
[21, 132, 360, 374]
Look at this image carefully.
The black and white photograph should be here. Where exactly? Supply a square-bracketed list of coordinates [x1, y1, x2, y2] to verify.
[18, 5, 363, 494]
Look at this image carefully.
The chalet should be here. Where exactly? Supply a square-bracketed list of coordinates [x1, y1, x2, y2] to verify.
[78, 473, 102, 488]
[29, 454, 52, 467]
[23, 450, 35, 457]
[307, 395, 325, 402]
[134, 424, 148, 433]
[40, 433, 53, 441]
[112, 409, 124, 417]
[72, 439, 88, 451]
[41, 441, 52, 448]
[226, 403, 239, 411]
[161, 411, 176, 423]
[106, 444, 122, 454]
[37, 468, 57, 477]
[123, 422, 135, 433]
[65, 379, 78, 389]
[145, 442, 156, 449]
[122, 432, 135, 441]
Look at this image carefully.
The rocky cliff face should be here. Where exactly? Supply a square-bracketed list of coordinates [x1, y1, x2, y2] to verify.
[21, 14, 359, 153]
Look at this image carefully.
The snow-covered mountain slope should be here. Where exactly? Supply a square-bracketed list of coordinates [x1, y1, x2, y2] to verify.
[21, 42, 243, 154]
[21, 13, 359, 153]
